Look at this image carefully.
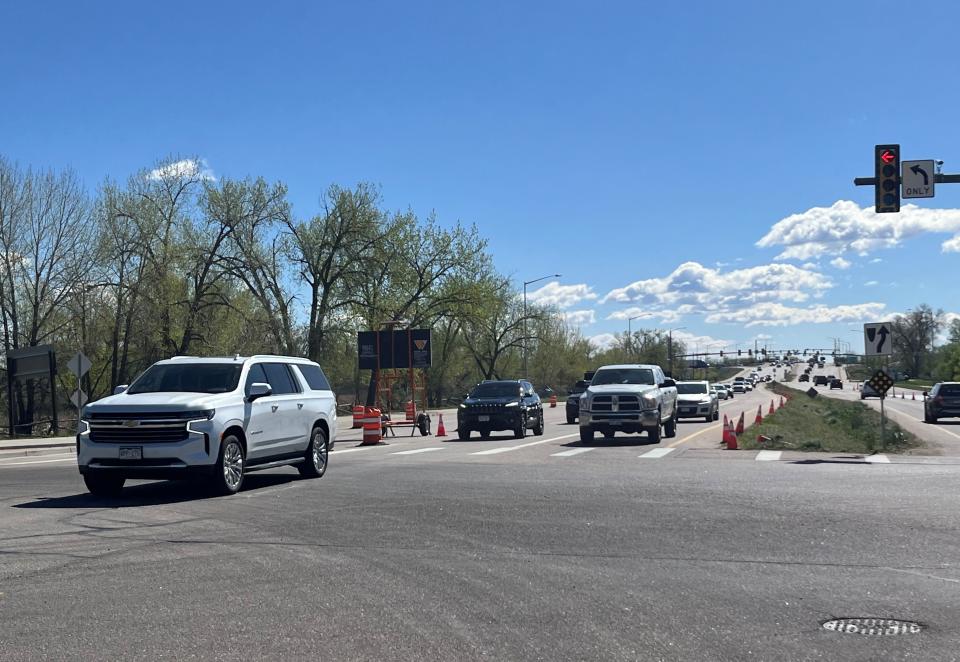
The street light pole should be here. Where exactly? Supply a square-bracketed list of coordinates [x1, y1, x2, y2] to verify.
[627, 315, 641, 357]
[667, 327, 686, 378]
[522, 273, 561, 379]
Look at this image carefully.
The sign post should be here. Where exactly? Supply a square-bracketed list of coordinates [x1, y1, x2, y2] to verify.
[68, 352, 92, 433]
[866, 370, 895, 451]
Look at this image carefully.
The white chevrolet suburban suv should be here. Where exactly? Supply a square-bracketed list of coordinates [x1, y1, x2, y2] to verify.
[78, 355, 337, 496]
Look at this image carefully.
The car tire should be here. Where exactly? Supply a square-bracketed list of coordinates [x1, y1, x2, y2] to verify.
[704, 412, 712, 423]
[566, 413, 576, 425]
[480, 430, 491, 440]
[514, 421, 526, 439]
[534, 413, 544, 436]
[213, 434, 245, 495]
[648, 415, 662, 443]
[924, 411, 937, 424]
[603, 429, 615, 439]
[458, 427, 470, 440]
[713, 408, 720, 421]
[663, 414, 676, 438]
[580, 427, 594, 443]
[298, 426, 328, 479]
[83, 472, 125, 497]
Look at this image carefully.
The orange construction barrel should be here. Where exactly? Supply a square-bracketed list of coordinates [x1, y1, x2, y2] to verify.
[549, 394, 557, 408]
[352, 405, 365, 429]
[362, 408, 382, 445]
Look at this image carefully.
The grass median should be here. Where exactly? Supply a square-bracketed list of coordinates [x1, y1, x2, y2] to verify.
[738, 382, 920, 454]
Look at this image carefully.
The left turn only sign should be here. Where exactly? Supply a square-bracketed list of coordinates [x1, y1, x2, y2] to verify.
[902, 160, 935, 199]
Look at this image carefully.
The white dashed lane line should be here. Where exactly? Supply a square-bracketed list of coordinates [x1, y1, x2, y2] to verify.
[471, 433, 579, 456]
[551, 447, 595, 458]
[866, 454, 891, 463]
[639, 447, 675, 459]
[391, 447, 444, 455]
[756, 450, 782, 461]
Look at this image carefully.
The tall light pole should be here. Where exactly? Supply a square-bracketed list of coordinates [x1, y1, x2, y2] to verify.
[627, 315, 642, 357]
[522, 273, 561, 378]
[667, 326, 686, 378]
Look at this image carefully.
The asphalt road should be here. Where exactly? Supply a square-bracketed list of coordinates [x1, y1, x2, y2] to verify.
[783, 364, 960, 456]
[3, 374, 959, 661]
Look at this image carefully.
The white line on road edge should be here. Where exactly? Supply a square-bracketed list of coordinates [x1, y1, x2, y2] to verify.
[866, 454, 891, 463]
[392, 447, 444, 455]
[330, 447, 373, 454]
[471, 433, 579, 456]
[639, 447, 675, 459]
[551, 447, 595, 458]
[755, 450, 782, 462]
[0, 457, 76, 467]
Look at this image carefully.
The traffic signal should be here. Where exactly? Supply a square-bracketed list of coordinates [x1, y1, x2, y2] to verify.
[761, 348, 767, 356]
[875, 144, 900, 213]
[737, 349, 742, 356]
[748, 349, 753, 356]
[719, 350, 724, 357]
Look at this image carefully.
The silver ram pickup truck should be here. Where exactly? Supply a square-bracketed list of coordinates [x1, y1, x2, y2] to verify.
[578, 364, 678, 443]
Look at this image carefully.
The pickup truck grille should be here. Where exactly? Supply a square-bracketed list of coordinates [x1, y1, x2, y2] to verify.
[88, 413, 194, 444]
[590, 395, 641, 412]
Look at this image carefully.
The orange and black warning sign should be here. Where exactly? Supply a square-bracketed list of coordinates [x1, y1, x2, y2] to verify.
[358, 329, 432, 370]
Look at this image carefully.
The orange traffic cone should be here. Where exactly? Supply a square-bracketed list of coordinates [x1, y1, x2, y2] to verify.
[723, 413, 729, 429]
[911, 392, 915, 400]
[736, 412, 745, 435]
[901, 393, 905, 399]
[754, 405, 763, 426]
[768, 399, 775, 415]
[436, 414, 447, 437]
[779, 396, 785, 409]
[727, 421, 738, 450]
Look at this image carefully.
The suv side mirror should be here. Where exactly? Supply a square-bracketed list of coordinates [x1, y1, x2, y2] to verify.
[247, 382, 273, 402]
[660, 379, 676, 388]
[113, 385, 128, 395]
[922, 390, 928, 397]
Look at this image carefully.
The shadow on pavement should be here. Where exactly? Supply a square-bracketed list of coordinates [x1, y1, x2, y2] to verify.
[12, 472, 301, 509]
[789, 458, 868, 465]
[560, 437, 657, 448]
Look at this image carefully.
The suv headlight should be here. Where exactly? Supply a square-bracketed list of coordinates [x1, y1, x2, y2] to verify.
[504, 401, 519, 408]
[189, 409, 216, 421]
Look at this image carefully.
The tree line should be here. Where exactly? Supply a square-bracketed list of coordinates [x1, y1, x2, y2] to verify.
[0, 155, 690, 433]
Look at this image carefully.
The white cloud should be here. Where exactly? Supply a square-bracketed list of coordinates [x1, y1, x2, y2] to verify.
[588, 333, 617, 351]
[672, 330, 733, 351]
[830, 257, 852, 270]
[563, 309, 596, 326]
[757, 200, 960, 260]
[864, 280, 878, 287]
[705, 302, 886, 328]
[870, 258, 883, 264]
[147, 158, 216, 182]
[601, 261, 831, 309]
[754, 333, 774, 340]
[526, 282, 597, 309]
[604, 306, 691, 324]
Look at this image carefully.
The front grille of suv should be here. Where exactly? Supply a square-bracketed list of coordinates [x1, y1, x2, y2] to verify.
[88, 412, 194, 444]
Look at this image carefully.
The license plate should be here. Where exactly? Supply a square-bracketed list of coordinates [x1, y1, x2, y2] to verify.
[119, 447, 142, 460]
[478, 415, 490, 422]
[682, 408, 694, 414]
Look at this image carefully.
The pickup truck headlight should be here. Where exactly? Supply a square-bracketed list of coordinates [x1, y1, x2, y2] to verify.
[579, 395, 590, 413]
[641, 395, 658, 409]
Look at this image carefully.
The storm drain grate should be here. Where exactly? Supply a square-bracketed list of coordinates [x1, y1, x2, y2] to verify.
[822, 618, 923, 636]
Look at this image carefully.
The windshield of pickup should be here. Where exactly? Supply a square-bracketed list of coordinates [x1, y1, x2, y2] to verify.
[469, 382, 522, 398]
[127, 363, 243, 394]
[590, 368, 655, 386]
[677, 383, 708, 394]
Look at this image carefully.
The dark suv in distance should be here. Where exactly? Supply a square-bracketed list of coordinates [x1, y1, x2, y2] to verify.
[924, 382, 960, 423]
[813, 374, 829, 386]
[566, 379, 590, 424]
[457, 380, 544, 440]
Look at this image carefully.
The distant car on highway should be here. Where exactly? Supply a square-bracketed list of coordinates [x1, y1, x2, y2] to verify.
[860, 381, 880, 399]
[829, 378, 843, 390]
[565, 379, 590, 424]
[798, 373, 810, 382]
[713, 385, 729, 400]
[924, 382, 960, 423]
[720, 383, 735, 398]
[458, 379, 544, 440]
[813, 375, 829, 386]
[676, 381, 719, 422]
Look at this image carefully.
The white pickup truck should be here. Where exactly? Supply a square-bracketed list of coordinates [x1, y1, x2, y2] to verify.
[578, 364, 678, 443]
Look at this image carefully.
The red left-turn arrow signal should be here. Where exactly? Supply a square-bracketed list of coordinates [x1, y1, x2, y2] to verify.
[881, 150, 896, 164]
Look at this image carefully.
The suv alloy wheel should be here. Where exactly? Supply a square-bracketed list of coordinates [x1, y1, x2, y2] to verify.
[214, 435, 245, 495]
[298, 426, 328, 478]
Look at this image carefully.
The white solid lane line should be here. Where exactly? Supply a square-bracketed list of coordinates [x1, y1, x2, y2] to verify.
[551, 447, 595, 458]
[392, 447, 444, 455]
[639, 447, 675, 459]
[755, 450, 782, 461]
[866, 454, 891, 463]
[471, 433, 579, 456]
[330, 447, 373, 454]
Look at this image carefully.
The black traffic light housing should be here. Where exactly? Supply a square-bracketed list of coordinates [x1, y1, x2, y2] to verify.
[875, 144, 900, 213]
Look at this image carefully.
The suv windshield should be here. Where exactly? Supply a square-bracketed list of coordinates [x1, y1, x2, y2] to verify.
[469, 382, 521, 398]
[677, 383, 708, 394]
[128, 363, 243, 394]
[591, 368, 655, 386]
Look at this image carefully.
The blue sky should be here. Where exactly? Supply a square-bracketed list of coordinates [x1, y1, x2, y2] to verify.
[3, 0, 959, 355]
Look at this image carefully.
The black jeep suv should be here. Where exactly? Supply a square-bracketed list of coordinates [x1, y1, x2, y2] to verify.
[457, 379, 544, 440]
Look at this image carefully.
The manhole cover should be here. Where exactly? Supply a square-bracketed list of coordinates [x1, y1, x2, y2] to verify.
[822, 618, 923, 636]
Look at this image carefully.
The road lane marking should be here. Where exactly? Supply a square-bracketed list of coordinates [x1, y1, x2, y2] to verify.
[392, 447, 444, 455]
[639, 447, 675, 459]
[471, 433, 578, 456]
[551, 447, 595, 457]
[667, 423, 721, 448]
[866, 454, 891, 463]
[756, 450, 782, 461]
[330, 447, 373, 454]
